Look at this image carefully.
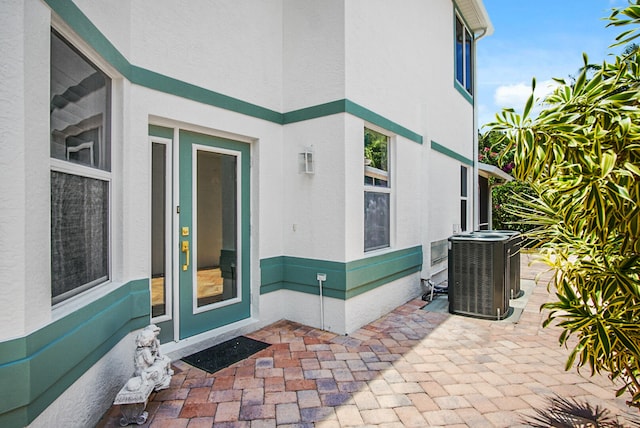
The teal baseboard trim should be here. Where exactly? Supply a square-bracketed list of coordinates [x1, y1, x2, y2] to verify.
[45, 1, 424, 144]
[431, 140, 474, 166]
[260, 246, 422, 299]
[0, 279, 150, 427]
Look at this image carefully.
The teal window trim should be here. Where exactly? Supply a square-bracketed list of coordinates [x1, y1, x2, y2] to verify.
[45, 0, 423, 145]
[454, 80, 474, 105]
[431, 140, 474, 166]
[260, 246, 422, 300]
[0, 280, 150, 427]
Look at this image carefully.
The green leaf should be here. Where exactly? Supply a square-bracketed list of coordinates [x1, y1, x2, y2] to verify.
[596, 321, 612, 356]
[574, 56, 588, 94]
[523, 93, 534, 120]
[590, 183, 607, 230]
[611, 326, 640, 356]
[624, 161, 640, 176]
[605, 90, 637, 102]
[600, 152, 616, 178]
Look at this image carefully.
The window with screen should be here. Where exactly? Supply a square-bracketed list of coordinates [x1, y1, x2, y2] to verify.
[50, 29, 112, 303]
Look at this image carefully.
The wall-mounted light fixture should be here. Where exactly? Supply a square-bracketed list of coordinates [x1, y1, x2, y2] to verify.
[299, 147, 314, 174]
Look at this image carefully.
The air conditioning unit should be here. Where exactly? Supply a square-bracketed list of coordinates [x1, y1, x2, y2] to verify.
[448, 233, 512, 320]
[473, 230, 523, 299]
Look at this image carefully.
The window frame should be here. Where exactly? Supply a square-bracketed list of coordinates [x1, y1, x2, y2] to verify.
[454, 13, 474, 97]
[364, 126, 393, 253]
[150, 136, 173, 323]
[460, 165, 469, 232]
[50, 27, 113, 305]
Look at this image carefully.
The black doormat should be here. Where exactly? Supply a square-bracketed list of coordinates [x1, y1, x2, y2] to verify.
[181, 336, 270, 374]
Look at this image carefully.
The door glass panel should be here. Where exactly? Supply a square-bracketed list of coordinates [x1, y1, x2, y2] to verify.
[151, 143, 167, 317]
[196, 150, 237, 307]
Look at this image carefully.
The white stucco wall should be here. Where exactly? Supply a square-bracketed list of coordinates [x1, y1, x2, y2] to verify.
[283, 0, 345, 111]
[344, 273, 422, 334]
[259, 290, 346, 334]
[259, 272, 422, 335]
[344, 0, 429, 133]
[283, 115, 347, 261]
[129, 0, 283, 112]
[0, 0, 52, 339]
[423, 0, 475, 161]
[71, 0, 132, 58]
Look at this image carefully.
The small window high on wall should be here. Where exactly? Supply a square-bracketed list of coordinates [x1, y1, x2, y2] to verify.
[455, 15, 473, 95]
[364, 128, 391, 252]
[50, 29, 112, 304]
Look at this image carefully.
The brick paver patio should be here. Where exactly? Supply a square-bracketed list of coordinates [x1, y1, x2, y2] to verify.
[98, 254, 638, 427]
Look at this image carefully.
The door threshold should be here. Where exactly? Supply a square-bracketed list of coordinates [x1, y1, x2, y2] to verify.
[161, 317, 261, 361]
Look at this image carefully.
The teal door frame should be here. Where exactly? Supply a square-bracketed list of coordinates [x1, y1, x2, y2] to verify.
[177, 130, 251, 339]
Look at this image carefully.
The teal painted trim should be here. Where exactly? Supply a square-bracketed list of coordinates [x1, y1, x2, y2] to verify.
[345, 100, 423, 144]
[259, 257, 286, 289]
[149, 124, 174, 140]
[431, 140, 474, 166]
[131, 66, 283, 124]
[0, 279, 150, 427]
[282, 99, 346, 124]
[46, 1, 424, 145]
[454, 80, 474, 105]
[283, 99, 423, 145]
[345, 246, 423, 299]
[260, 246, 422, 300]
[260, 256, 346, 299]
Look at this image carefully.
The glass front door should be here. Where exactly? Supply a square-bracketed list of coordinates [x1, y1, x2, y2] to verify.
[150, 129, 250, 342]
[177, 130, 250, 339]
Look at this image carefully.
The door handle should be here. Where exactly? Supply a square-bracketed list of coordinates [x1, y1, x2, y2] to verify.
[181, 240, 190, 271]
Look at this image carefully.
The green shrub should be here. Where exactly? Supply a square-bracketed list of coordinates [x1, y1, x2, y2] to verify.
[486, 3, 640, 410]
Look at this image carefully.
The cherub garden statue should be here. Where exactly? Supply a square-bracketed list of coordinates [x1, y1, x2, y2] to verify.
[133, 324, 174, 391]
[114, 324, 174, 425]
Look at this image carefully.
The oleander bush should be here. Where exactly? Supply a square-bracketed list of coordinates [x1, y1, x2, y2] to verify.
[486, 2, 640, 410]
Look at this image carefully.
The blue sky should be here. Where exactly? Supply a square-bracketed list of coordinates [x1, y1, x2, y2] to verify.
[477, 0, 630, 128]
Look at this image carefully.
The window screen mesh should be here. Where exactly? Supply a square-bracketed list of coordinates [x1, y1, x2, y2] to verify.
[51, 171, 109, 300]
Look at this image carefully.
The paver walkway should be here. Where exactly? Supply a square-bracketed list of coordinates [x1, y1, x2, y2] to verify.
[98, 254, 638, 427]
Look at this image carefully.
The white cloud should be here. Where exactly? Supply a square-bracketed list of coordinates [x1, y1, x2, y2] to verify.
[494, 83, 531, 108]
[493, 79, 561, 110]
